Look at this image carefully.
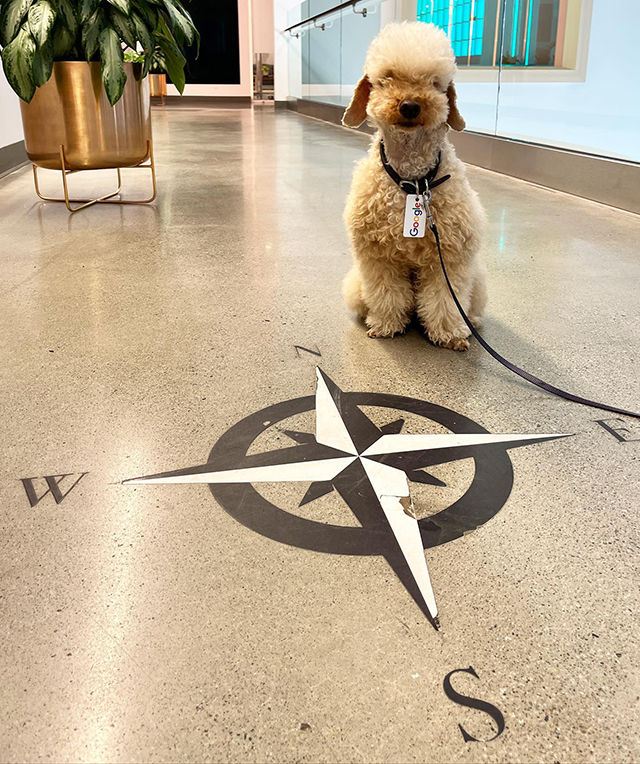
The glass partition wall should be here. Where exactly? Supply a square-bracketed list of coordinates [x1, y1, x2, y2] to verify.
[285, 0, 640, 163]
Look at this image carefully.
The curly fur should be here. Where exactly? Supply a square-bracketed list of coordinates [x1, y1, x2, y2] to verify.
[342, 22, 487, 350]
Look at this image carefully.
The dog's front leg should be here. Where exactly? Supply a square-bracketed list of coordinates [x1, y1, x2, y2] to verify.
[415, 261, 473, 351]
[357, 254, 413, 338]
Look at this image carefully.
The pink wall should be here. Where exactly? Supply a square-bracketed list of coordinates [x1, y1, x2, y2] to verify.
[253, 0, 275, 62]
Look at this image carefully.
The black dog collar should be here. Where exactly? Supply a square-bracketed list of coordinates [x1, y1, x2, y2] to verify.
[379, 140, 451, 195]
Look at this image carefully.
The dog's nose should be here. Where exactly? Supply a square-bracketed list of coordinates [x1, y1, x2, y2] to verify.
[399, 100, 421, 119]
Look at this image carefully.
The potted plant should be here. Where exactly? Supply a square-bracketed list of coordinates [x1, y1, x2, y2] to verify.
[149, 45, 168, 102]
[125, 43, 167, 103]
[0, 0, 198, 206]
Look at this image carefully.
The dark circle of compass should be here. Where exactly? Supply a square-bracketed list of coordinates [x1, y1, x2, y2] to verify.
[207, 392, 514, 556]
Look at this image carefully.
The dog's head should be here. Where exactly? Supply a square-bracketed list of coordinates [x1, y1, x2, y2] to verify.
[342, 22, 464, 134]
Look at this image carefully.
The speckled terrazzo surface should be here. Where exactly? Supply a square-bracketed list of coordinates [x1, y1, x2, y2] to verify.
[0, 106, 639, 763]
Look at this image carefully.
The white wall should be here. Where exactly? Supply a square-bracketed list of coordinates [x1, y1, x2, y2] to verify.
[0, 67, 24, 148]
[167, 0, 253, 97]
[253, 0, 274, 62]
[274, 0, 301, 101]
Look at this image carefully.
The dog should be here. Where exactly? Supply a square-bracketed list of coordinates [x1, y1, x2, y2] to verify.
[342, 22, 487, 351]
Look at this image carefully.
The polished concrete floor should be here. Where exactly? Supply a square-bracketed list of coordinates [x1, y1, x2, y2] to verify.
[1, 107, 639, 764]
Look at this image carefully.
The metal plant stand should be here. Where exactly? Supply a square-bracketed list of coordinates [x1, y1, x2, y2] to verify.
[32, 140, 157, 213]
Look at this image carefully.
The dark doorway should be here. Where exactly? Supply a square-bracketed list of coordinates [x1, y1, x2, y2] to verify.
[184, 0, 241, 85]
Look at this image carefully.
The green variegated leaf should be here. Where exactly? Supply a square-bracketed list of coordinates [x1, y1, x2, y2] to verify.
[79, 0, 99, 24]
[33, 38, 53, 84]
[142, 49, 151, 76]
[164, 15, 183, 48]
[99, 25, 126, 104]
[156, 30, 185, 92]
[1, 22, 36, 101]
[52, 18, 73, 55]
[109, 7, 136, 48]
[104, 0, 130, 15]
[55, 0, 77, 35]
[81, 7, 105, 60]
[160, 0, 193, 45]
[0, 0, 35, 46]
[173, 0, 194, 26]
[163, 51, 184, 92]
[156, 17, 184, 62]
[131, 11, 151, 51]
[174, 0, 199, 54]
[150, 45, 165, 72]
[131, 1, 157, 30]
[28, 0, 56, 47]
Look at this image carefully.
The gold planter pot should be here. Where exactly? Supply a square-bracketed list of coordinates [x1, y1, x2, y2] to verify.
[20, 61, 156, 211]
[149, 73, 167, 104]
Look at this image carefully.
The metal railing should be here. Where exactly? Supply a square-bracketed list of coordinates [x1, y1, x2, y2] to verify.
[284, 0, 375, 35]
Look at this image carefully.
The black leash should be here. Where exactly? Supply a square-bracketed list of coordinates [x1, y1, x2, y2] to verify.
[379, 141, 640, 420]
[430, 222, 640, 420]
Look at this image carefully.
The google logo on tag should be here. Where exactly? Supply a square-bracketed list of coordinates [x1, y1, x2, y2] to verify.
[409, 197, 423, 236]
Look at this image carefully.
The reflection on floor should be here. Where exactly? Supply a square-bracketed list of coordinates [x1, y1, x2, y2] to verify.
[0, 107, 639, 764]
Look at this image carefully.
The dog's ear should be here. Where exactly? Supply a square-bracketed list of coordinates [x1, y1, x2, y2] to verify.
[342, 75, 372, 128]
[446, 83, 466, 131]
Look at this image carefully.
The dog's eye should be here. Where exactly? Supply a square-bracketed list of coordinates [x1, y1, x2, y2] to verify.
[376, 72, 394, 88]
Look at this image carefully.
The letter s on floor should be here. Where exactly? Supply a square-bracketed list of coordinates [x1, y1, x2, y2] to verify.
[443, 666, 506, 743]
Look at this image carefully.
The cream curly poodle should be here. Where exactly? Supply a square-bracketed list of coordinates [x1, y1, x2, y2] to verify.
[342, 22, 487, 351]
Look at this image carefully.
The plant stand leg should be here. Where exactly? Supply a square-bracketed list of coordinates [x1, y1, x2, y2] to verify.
[59, 146, 124, 212]
[31, 140, 157, 212]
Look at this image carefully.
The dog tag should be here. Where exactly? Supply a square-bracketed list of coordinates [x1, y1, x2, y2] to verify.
[403, 194, 426, 238]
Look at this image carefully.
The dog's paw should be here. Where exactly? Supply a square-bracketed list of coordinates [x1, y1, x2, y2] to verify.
[367, 326, 396, 339]
[429, 333, 470, 351]
[448, 337, 470, 351]
[365, 315, 406, 339]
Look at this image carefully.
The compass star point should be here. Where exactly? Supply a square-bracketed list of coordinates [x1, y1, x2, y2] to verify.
[314, 367, 358, 455]
[362, 431, 573, 457]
